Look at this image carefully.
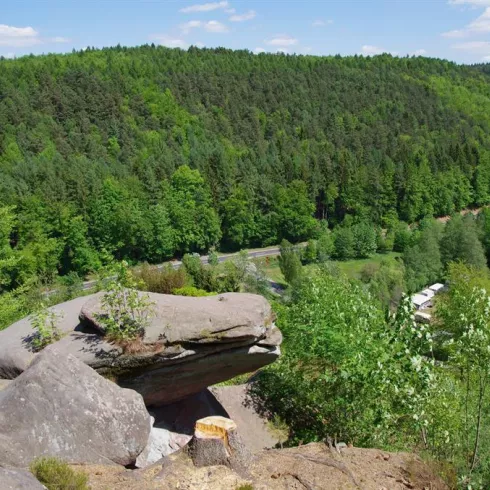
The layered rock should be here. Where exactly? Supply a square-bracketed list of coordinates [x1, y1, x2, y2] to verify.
[0, 345, 150, 467]
[0, 292, 281, 405]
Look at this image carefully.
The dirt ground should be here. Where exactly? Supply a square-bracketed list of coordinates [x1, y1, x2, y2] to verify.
[77, 442, 448, 490]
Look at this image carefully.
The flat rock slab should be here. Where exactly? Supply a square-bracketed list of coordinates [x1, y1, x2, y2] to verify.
[0, 345, 150, 467]
[0, 292, 282, 405]
[80, 292, 274, 344]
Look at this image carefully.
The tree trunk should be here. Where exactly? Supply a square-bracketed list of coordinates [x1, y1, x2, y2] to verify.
[188, 416, 251, 474]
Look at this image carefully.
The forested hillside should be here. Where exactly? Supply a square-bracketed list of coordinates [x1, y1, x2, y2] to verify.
[1, 46, 490, 285]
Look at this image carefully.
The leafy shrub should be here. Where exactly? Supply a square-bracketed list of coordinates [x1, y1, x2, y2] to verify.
[172, 286, 215, 297]
[136, 263, 187, 294]
[30, 304, 63, 351]
[97, 261, 155, 342]
[30, 457, 88, 490]
[278, 240, 303, 284]
[252, 269, 436, 447]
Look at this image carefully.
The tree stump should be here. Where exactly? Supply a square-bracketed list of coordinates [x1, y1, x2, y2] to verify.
[189, 416, 251, 472]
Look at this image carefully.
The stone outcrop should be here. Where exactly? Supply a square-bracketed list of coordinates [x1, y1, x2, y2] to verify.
[0, 468, 45, 489]
[0, 292, 281, 405]
[0, 345, 150, 467]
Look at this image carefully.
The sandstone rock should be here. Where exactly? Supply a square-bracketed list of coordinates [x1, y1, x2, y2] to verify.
[0, 292, 281, 405]
[0, 467, 45, 489]
[0, 345, 150, 467]
[80, 291, 274, 344]
[135, 417, 192, 468]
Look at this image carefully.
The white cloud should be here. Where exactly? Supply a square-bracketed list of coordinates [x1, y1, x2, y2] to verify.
[361, 45, 384, 55]
[453, 40, 490, 50]
[204, 20, 229, 32]
[360, 45, 398, 56]
[452, 40, 490, 59]
[179, 1, 229, 13]
[2, 52, 15, 59]
[254, 47, 265, 54]
[51, 36, 70, 43]
[151, 35, 188, 49]
[441, 29, 466, 37]
[412, 48, 427, 56]
[229, 10, 256, 22]
[266, 35, 298, 47]
[180, 19, 228, 33]
[312, 19, 333, 27]
[467, 6, 490, 32]
[224, 7, 236, 13]
[180, 20, 202, 34]
[442, 5, 490, 37]
[0, 24, 41, 47]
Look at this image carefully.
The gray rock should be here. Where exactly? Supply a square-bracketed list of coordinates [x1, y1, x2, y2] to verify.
[80, 291, 273, 344]
[0, 292, 281, 405]
[135, 417, 192, 468]
[0, 345, 150, 467]
[0, 468, 45, 489]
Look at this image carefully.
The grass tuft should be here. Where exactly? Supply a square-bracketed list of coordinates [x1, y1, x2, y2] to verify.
[30, 457, 89, 490]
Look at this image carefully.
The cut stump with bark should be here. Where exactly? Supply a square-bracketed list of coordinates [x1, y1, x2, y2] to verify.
[189, 416, 251, 473]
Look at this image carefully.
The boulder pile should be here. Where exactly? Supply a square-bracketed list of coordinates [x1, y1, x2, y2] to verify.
[0, 291, 282, 405]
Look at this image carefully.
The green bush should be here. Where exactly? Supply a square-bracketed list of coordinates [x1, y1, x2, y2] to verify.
[30, 304, 63, 351]
[172, 286, 215, 297]
[30, 457, 89, 490]
[136, 263, 187, 294]
[97, 261, 155, 342]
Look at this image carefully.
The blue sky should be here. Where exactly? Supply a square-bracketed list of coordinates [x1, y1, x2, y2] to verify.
[1, 0, 490, 63]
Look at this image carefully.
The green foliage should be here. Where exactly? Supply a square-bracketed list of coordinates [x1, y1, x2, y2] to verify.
[302, 239, 318, 264]
[97, 261, 155, 342]
[333, 226, 355, 260]
[30, 457, 88, 490]
[172, 286, 215, 297]
[30, 304, 63, 351]
[440, 214, 487, 270]
[252, 270, 436, 447]
[352, 221, 377, 258]
[403, 219, 443, 292]
[208, 247, 219, 267]
[435, 264, 490, 486]
[278, 240, 303, 285]
[136, 263, 187, 294]
[316, 229, 335, 263]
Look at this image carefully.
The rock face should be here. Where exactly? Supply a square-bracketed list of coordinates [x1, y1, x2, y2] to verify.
[0, 292, 281, 406]
[0, 468, 45, 489]
[0, 345, 150, 467]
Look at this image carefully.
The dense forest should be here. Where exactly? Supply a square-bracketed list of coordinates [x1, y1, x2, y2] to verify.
[1, 45, 490, 289]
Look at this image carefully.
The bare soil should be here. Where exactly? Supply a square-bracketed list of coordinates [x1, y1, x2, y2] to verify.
[77, 443, 448, 490]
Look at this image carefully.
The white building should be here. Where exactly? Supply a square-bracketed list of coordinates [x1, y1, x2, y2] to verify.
[421, 288, 435, 299]
[429, 283, 445, 293]
[411, 294, 432, 310]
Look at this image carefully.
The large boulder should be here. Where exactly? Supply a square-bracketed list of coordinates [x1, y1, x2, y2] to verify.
[0, 292, 281, 405]
[0, 468, 45, 489]
[0, 345, 150, 467]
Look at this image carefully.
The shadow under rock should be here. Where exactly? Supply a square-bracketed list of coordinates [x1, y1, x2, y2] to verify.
[149, 389, 229, 435]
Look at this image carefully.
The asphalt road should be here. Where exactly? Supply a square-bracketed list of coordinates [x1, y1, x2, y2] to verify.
[76, 247, 282, 292]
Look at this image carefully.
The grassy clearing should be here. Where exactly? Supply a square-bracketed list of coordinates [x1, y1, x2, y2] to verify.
[257, 252, 401, 285]
[332, 252, 402, 279]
